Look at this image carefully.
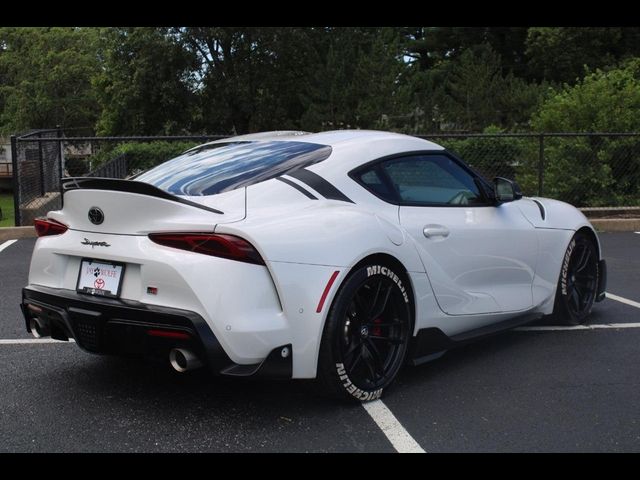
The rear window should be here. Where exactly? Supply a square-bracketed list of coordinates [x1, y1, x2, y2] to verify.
[136, 141, 332, 196]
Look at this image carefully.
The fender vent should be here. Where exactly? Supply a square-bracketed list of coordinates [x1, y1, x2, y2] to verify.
[532, 199, 546, 220]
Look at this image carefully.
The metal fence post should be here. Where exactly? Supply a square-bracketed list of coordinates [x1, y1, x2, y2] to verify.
[38, 131, 45, 197]
[57, 125, 64, 195]
[537, 134, 544, 197]
[10, 135, 21, 226]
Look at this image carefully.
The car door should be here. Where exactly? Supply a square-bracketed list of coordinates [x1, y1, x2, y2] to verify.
[356, 152, 538, 316]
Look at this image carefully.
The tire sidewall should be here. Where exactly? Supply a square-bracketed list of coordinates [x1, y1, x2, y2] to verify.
[318, 263, 413, 402]
[557, 233, 598, 324]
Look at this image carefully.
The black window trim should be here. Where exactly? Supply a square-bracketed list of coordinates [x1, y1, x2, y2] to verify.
[348, 149, 497, 208]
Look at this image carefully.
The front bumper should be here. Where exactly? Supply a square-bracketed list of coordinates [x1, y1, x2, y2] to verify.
[21, 285, 292, 378]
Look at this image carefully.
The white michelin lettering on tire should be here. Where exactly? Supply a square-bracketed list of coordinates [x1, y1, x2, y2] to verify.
[365, 265, 410, 304]
[335, 363, 383, 401]
[561, 239, 575, 296]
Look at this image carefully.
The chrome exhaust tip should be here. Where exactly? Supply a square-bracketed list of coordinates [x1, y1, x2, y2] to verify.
[169, 348, 203, 373]
[29, 318, 50, 339]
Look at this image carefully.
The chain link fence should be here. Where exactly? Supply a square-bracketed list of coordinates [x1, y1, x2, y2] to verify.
[11, 132, 225, 226]
[423, 133, 640, 208]
[9, 131, 640, 226]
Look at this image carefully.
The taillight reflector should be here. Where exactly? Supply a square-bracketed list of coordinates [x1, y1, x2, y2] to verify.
[34, 218, 68, 237]
[148, 233, 265, 265]
[147, 329, 191, 340]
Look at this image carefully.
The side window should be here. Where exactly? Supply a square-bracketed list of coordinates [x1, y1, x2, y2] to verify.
[382, 155, 485, 206]
[359, 168, 395, 200]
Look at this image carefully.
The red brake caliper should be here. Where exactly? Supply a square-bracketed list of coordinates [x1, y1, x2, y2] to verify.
[372, 318, 382, 337]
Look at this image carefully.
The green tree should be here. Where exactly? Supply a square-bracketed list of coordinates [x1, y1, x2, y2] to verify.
[300, 27, 404, 131]
[402, 27, 530, 77]
[177, 27, 323, 134]
[525, 27, 640, 84]
[0, 27, 100, 134]
[397, 44, 545, 132]
[93, 28, 199, 136]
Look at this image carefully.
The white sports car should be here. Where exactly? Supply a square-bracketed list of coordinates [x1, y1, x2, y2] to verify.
[22, 130, 606, 401]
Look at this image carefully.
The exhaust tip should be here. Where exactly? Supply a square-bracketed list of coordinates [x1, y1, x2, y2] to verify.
[29, 318, 50, 339]
[169, 348, 202, 373]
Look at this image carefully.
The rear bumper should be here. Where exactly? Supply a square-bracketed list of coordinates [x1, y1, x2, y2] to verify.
[21, 285, 292, 378]
[596, 259, 607, 302]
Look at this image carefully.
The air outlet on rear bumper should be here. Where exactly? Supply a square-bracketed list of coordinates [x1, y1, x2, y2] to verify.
[68, 307, 103, 352]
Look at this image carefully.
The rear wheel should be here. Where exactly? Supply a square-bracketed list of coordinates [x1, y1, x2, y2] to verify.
[316, 263, 412, 402]
[552, 232, 599, 325]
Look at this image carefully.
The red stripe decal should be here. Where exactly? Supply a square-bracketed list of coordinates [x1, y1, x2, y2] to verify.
[316, 270, 340, 313]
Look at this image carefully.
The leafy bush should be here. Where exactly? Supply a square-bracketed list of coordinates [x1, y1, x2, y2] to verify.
[530, 60, 640, 206]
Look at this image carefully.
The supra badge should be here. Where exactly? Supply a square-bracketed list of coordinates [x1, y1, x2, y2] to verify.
[88, 207, 104, 225]
[81, 238, 111, 248]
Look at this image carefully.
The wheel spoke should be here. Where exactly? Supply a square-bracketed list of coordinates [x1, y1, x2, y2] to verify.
[344, 339, 364, 360]
[569, 288, 582, 312]
[574, 279, 594, 289]
[360, 343, 379, 380]
[349, 347, 365, 371]
[353, 291, 368, 317]
[364, 340, 386, 378]
[575, 246, 592, 273]
[369, 282, 393, 321]
[369, 335, 403, 345]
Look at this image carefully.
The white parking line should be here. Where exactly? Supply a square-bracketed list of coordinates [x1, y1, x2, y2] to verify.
[516, 323, 640, 332]
[0, 239, 18, 253]
[362, 399, 425, 453]
[606, 292, 640, 309]
[0, 338, 75, 345]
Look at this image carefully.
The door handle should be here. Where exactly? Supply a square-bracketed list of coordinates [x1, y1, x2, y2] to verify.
[423, 225, 450, 239]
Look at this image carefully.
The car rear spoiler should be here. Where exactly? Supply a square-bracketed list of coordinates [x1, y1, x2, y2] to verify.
[61, 177, 224, 215]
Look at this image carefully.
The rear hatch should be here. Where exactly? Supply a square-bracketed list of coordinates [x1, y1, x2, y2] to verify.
[49, 178, 245, 235]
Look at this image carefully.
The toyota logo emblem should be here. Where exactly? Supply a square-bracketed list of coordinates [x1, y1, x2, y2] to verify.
[88, 207, 104, 225]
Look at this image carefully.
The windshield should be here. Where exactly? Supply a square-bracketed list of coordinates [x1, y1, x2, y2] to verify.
[136, 141, 332, 196]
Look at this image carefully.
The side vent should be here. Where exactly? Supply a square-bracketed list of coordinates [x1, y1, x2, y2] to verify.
[532, 199, 546, 220]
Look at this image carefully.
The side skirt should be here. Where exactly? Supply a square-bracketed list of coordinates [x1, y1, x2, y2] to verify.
[408, 312, 543, 366]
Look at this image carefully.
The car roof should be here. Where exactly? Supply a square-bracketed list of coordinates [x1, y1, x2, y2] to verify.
[187, 129, 443, 152]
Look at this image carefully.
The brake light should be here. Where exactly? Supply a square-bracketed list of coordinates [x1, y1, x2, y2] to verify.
[34, 218, 68, 237]
[148, 233, 265, 265]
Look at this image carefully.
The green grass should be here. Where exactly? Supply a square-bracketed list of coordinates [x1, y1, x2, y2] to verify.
[0, 193, 15, 227]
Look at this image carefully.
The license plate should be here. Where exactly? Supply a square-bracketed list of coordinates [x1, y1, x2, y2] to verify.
[76, 259, 125, 298]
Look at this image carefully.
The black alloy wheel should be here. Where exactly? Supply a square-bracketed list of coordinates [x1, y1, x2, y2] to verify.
[317, 263, 412, 402]
[554, 232, 599, 325]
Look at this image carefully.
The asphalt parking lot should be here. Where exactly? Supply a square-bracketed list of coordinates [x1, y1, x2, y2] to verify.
[1, 233, 639, 452]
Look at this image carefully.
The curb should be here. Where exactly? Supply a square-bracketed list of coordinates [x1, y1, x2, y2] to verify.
[590, 218, 640, 232]
[0, 226, 36, 242]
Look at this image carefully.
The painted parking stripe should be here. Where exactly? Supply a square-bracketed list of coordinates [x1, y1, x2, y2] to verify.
[0, 239, 18, 253]
[362, 400, 426, 453]
[516, 323, 640, 332]
[606, 292, 640, 309]
[0, 338, 75, 345]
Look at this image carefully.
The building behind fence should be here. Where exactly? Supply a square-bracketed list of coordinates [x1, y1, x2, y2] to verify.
[10, 130, 640, 226]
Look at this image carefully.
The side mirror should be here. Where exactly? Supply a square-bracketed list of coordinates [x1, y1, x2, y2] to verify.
[493, 177, 523, 203]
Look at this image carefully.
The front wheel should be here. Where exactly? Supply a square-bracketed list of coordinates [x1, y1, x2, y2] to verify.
[316, 263, 413, 402]
[552, 232, 600, 325]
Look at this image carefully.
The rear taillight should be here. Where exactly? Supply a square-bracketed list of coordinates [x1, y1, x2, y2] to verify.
[34, 218, 68, 237]
[148, 233, 265, 265]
